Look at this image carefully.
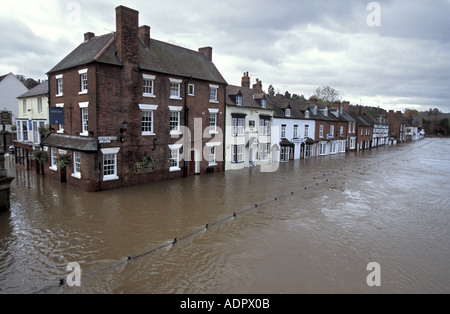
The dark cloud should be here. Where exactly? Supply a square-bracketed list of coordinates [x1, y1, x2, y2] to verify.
[1, 0, 449, 111]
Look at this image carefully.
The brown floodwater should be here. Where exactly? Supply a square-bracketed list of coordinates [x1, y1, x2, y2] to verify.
[0, 138, 449, 294]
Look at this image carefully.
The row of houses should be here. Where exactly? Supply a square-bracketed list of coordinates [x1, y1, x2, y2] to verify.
[8, 5, 424, 192]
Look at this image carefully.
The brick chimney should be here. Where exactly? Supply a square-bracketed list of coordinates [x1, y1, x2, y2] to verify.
[242, 72, 250, 89]
[139, 25, 151, 49]
[342, 101, 350, 113]
[116, 5, 139, 64]
[253, 79, 263, 93]
[84, 32, 95, 42]
[199, 47, 213, 62]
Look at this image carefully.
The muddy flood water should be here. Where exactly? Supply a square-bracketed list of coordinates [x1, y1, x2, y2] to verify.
[0, 138, 449, 294]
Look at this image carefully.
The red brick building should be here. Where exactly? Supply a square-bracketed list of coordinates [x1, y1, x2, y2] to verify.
[43, 6, 227, 191]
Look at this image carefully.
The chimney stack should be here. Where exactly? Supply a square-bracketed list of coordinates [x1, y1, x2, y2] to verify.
[84, 32, 95, 42]
[139, 25, 151, 49]
[342, 101, 350, 113]
[253, 79, 263, 93]
[199, 47, 213, 62]
[242, 72, 250, 89]
[116, 5, 139, 64]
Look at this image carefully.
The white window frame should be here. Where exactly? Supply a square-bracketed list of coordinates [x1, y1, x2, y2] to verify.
[50, 147, 58, 171]
[261, 98, 267, 109]
[232, 145, 245, 164]
[330, 125, 335, 138]
[293, 125, 298, 139]
[169, 106, 183, 135]
[38, 98, 43, 114]
[340, 126, 344, 138]
[169, 144, 183, 172]
[319, 125, 324, 138]
[208, 109, 219, 134]
[143, 74, 156, 97]
[281, 125, 286, 139]
[56, 74, 63, 97]
[350, 137, 356, 150]
[188, 84, 195, 96]
[319, 142, 326, 156]
[72, 151, 81, 179]
[140, 104, 158, 136]
[79, 69, 88, 94]
[209, 84, 219, 103]
[79, 102, 89, 136]
[236, 96, 243, 106]
[101, 148, 120, 181]
[285, 109, 291, 117]
[23, 100, 27, 114]
[305, 125, 309, 138]
[169, 78, 182, 100]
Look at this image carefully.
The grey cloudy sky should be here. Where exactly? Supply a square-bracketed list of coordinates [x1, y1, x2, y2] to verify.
[1, 0, 449, 112]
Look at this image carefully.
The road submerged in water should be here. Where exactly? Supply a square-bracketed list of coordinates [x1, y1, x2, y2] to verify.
[0, 138, 449, 294]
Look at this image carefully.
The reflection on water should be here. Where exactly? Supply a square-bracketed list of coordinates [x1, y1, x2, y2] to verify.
[0, 139, 449, 294]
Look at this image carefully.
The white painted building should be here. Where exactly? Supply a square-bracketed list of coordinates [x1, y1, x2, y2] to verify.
[271, 98, 316, 161]
[0, 73, 29, 129]
[225, 74, 275, 171]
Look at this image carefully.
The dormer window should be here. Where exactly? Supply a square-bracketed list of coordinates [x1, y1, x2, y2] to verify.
[285, 109, 291, 117]
[305, 110, 310, 119]
[261, 98, 267, 109]
[236, 96, 243, 106]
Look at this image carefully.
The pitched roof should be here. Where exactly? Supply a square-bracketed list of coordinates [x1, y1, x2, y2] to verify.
[17, 81, 48, 99]
[226, 85, 273, 110]
[48, 34, 227, 84]
[48, 34, 120, 74]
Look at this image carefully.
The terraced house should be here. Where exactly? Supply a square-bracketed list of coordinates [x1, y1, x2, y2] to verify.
[43, 6, 227, 191]
[225, 73, 274, 170]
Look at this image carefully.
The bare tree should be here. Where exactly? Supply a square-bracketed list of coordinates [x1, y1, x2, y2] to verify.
[313, 86, 341, 103]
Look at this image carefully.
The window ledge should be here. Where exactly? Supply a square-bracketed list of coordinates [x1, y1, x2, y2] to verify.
[142, 132, 156, 136]
[49, 166, 57, 172]
[71, 173, 82, 180]
[209, 100, 219, 104]
[103, 176, 119, 182]
[170, 167, 181, 172]
[56, 94, 63, 98]
[79, 91, 88, 95]
[143, 94, 156, 98]
[170, 96, 183, 100]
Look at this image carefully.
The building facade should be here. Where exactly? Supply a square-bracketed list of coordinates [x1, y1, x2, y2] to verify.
[0, 73, 29, 131]
[225, 73, 274, 170]
[42, 6, 227, 191]
[14, 81, 49, 171]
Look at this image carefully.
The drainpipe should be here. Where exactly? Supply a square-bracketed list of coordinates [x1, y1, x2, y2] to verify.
[183, 76, 193, 178]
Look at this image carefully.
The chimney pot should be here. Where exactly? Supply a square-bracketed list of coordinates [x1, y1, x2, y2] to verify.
[242, 71, 250, 89]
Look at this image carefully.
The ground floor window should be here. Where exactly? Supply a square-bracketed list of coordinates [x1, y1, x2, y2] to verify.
[319, 142, 326, 156]
[209, 146, 217, 166]
[259, 143, 271, 160]
[280, 146, 291, 162]
[72, 152, 81, 179]
[169, 144, 182, 172]
[50, 147, 58, 171]
[232, 145, 244, 163]
[101, 148, 120, 181]
[339, 141, 346, 153]
[350, 137, 356, 150]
